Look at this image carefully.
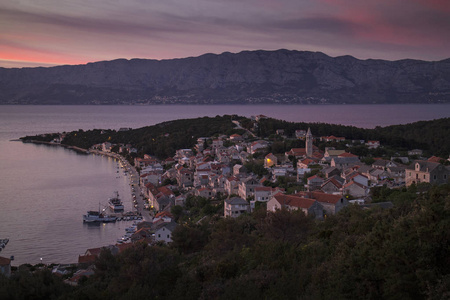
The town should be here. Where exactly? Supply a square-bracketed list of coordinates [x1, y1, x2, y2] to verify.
[3, 115, 449, 295]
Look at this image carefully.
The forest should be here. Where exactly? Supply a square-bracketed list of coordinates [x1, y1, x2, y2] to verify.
[1, 183, 449, 299]
[21, 116, 450, 160]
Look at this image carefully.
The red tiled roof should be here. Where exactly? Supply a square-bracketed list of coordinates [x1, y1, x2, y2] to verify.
[155, 211, 173, 219]
[78, 254, 97, 264]
[0, 256, 11, 265]
[428, 156, 443, 163]
[322, 178, 342, 189]
[308, 174, 323, 181]
[274, 194, 316, 209]
[158, 186, 174, 196]
[298, 191, 342, 204]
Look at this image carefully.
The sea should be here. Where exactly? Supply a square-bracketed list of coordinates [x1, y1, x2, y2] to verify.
[0, 104, 449, 266]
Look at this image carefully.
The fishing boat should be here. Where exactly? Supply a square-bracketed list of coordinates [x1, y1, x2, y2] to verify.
[83, 204, 117, 223]
[108, 191, 124, 212]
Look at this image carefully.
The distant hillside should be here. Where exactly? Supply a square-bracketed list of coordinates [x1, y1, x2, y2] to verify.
[1, 49, 450, 104]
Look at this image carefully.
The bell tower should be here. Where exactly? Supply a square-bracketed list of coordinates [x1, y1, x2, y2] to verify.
[306, 128, 313, 157]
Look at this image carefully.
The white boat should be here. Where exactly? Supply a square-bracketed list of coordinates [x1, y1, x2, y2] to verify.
[83, 210, 117, 223]
[108, 191, 124, 212]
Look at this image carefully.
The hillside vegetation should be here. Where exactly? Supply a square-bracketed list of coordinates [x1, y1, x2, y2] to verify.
[1, 184, 449, 299]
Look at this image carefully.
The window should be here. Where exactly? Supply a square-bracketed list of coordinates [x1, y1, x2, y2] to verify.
[167, 235, 170, 238]
[434, 175, 437, 180]
[158, 234, 161, 238]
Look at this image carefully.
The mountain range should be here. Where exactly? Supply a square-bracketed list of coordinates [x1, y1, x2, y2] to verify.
[1, 49, 449, 104]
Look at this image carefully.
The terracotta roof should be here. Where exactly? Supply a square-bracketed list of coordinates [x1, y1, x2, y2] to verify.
[308, 174, 323, 181]
[428, 156, 443, 163]
[0, 256, 11, 265]
[348, 172, 368, 180]
[85, 247, 103, 256]
[321, 178, 342, 189]
[298, 191, 342, 204]
[343, 181, 367, 189]
[274, 194, 316, 209]
[78, 254, 97, 264]
[155, 211, 173, 218]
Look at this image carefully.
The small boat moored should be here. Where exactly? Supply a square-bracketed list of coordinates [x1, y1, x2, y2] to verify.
[108, 191, 124, 212]
[83, 210, 117, 223]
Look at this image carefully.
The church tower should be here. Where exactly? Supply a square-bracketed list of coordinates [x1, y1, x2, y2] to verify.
[306, 127, 313, 157]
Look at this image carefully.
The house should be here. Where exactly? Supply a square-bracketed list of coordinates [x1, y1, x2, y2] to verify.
[0, 256, 11, 277]
[212, 139, 224, 150]
[343, 181, 369, 198]
[372, 159, 398, 170]
[102, 142, 112, 152]
[408, 149, 423, 156]
[176, 166, 193, 187]
[153, 221, 177, 243]
[323, 166, 341, 179]
[387, 166, 406, 184]
[224, 197, 250, 218]
[196, 187, 214, 199]
[249, 140, 270, 154]
[320, 136, 345, 143]
[345, 172, 369, 187]
[265, 153, 277, 168]
[405, 160, 450, 186]
[147, 184, 175, 212]
[297, 158, 317, 169]
[225, 176, 240, 196]
[331, 157, 361, 170]
[254, 186, 284, 202]
[230, 134, 243, 142]
[323, 148, 346, 162]
[297, 191, 347, 216]
[366, 140, 380, 149]
[307, 175, 325, 191]
[295, 130, 307, 139]
[267, 194, 323, 218]
[233, 164, 246, 176]
[321, 177, 343, 194]
[238, 176, 262, 199]
[153, 211, 173, 223]
[368, 168, 390, 184]
[175, 194, 186, 206]
[428, 156, 444, 163]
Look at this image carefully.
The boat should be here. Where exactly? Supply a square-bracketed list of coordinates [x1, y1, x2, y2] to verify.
[108, 191, 124, 212]
[83, 210, 117, 223]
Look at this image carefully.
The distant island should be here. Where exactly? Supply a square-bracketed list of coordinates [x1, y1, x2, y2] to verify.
[1, 49, 450, 105]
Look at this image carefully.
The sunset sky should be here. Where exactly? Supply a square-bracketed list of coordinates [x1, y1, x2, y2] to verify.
[1, 0, 449, 68]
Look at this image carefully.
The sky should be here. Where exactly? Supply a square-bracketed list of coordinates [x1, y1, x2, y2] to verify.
[1, 0, 450, 68]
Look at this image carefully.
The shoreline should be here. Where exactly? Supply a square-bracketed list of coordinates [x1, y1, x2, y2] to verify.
[20, 139, 151, 223]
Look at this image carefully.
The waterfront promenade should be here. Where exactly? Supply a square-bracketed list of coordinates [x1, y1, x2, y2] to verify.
[89, 150, 152, 222]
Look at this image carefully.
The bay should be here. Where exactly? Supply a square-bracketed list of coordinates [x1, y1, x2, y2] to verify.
[0, 104, 449, 265]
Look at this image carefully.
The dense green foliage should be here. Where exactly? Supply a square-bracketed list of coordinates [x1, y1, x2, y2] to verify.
[58, 115, 243, 159]
[3, 184, 450, 299]
[257, 117, 450, 156]
[21, 116, 450, 159]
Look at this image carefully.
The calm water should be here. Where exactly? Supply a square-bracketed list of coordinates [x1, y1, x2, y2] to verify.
[0, 104, 449, 265]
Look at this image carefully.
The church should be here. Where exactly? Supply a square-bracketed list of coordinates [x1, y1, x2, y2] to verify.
[285, 128, 323, 160]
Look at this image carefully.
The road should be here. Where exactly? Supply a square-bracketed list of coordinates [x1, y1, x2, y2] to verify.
[91, 149, 152, 222]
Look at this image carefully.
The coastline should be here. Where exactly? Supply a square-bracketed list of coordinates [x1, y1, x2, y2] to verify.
[20, 139, 151, 223]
